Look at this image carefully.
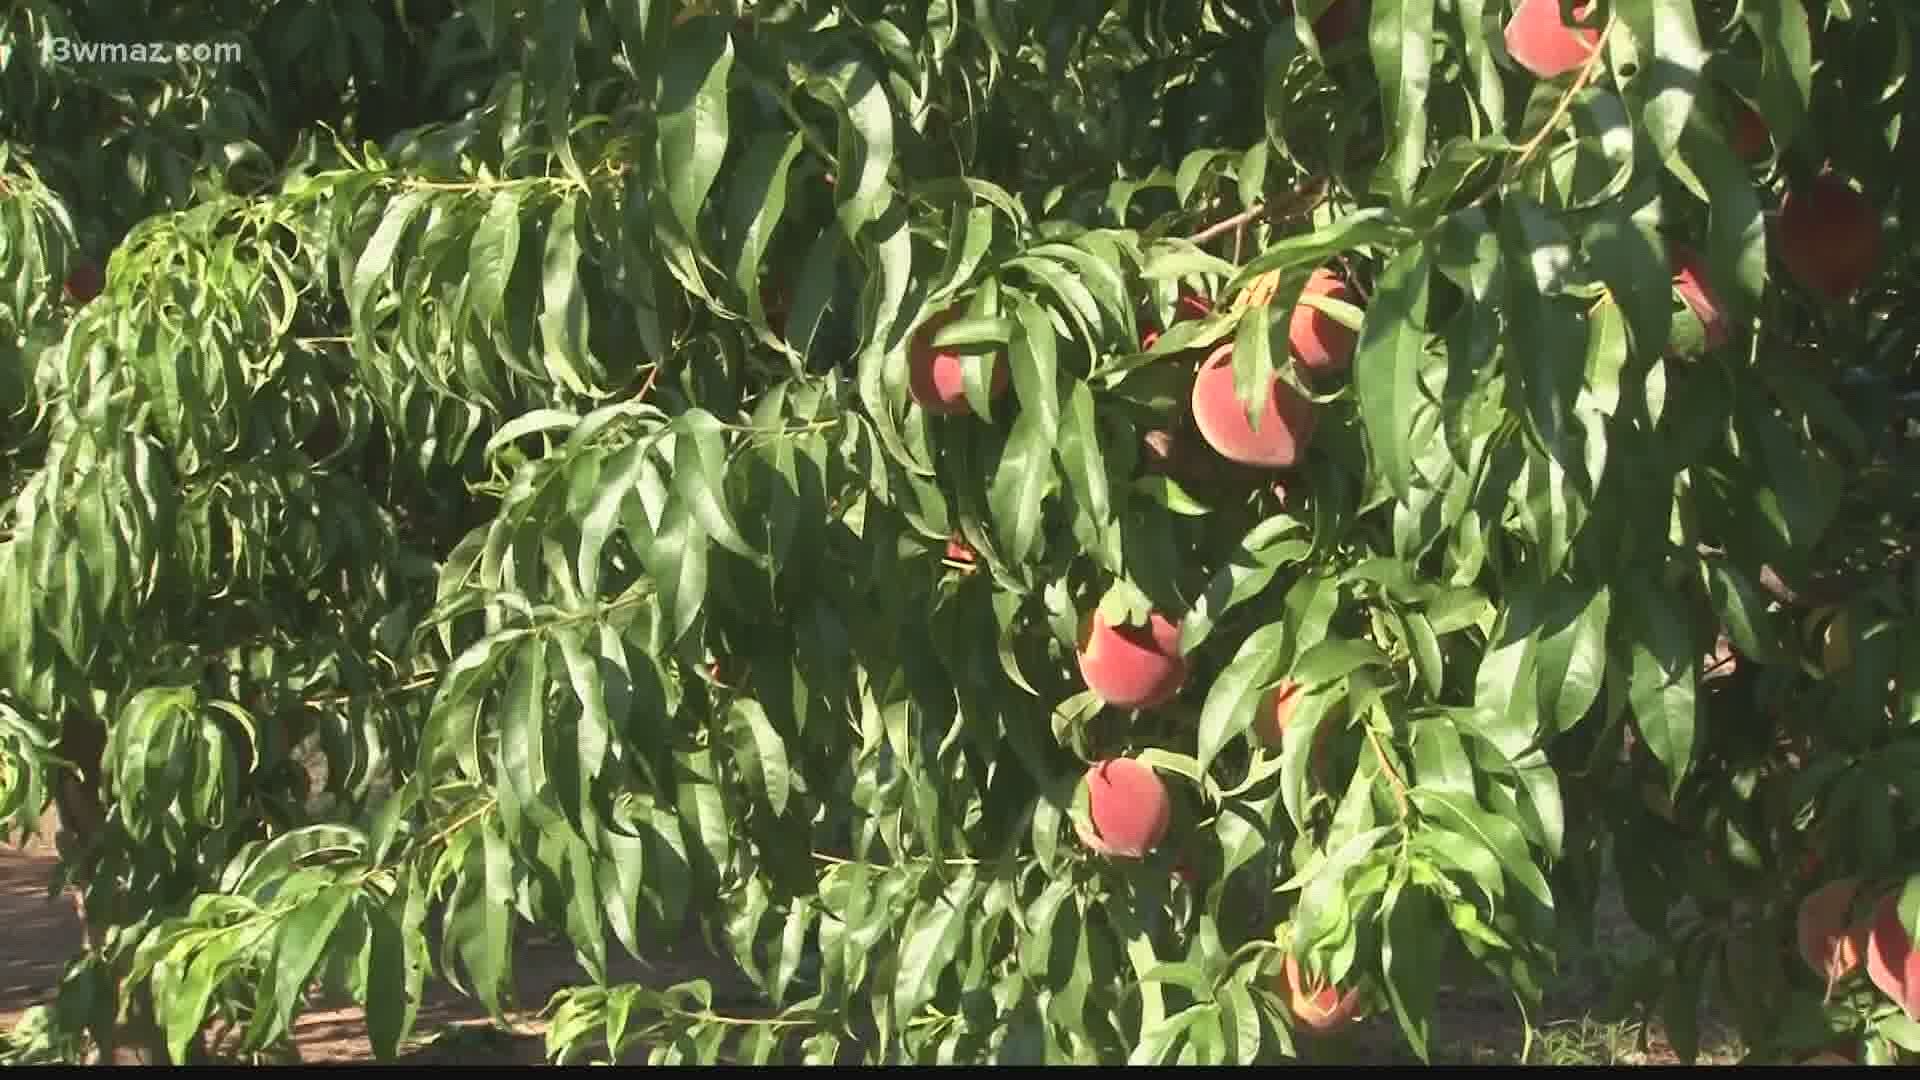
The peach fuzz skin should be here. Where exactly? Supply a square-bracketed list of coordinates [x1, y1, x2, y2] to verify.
[1076, 610, 1187, 710]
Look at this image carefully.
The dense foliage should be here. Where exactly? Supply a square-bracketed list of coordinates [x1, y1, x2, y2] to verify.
[2, 0, 1918, 1065]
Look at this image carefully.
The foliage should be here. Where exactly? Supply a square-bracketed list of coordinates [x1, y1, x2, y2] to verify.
[1, 0, 1919, 1066]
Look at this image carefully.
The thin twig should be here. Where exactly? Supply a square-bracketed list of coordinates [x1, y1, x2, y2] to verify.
[1499, 15, 1616, 183]
[1365, 725, 1411, 818]
[1188, 204, 1265, 245]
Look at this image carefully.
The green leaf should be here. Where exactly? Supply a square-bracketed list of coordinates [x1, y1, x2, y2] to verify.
[364, 902, 410, 1059]
[1703, 561, 1779, 663]
[1056, 381, 1114, 542]
[349, 190, 430, 329]
[469, 189, 524, 327]
[1197, 622, 1290, 773]
[1741, 0, 1813, 151]
[988, 410, 1053, 564]
[1182, 517, 1312, 653]
[1370, 0, 1436, 206]
[1454, 0, 1506, 135]
[1624, 578, 1699, 798]
[1381, 885, 1445, 1062]
[728, 130, 807, 334]
[734, 698, 792, 816]
[1009, 295, 1060, 444]
[1619, 0, 1707, 161]
[270, 884, 356, 1034]
[671, 409, 760, 562]
[539, 197, 602, 395]
[656, 16, 734, 251]
[1354, 239, 1431, 501]
[814, 59, 896, 238]
[894, 870, 974, 1023]
[166, 933, 246, 1062]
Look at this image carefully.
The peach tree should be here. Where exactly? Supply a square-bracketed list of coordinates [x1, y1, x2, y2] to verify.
[1, 0, 1918, 1066]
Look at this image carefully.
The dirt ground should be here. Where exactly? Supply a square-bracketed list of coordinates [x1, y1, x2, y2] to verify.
[0, 843, 1731, 1065]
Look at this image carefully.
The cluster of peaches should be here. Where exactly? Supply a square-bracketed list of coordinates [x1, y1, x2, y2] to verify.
[1509, 0, 1883, 321]
[922, 266, 1363, 1029]
[1795, 878, 1920, 1061]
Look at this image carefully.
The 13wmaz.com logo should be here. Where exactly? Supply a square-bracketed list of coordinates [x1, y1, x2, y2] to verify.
[36, 37, 244, 65]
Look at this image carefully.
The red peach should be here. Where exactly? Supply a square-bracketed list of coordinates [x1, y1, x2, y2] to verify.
[907, 304, 1010, 415]
[1077, 610, 1187, 710]
[1141, 291, 1215, 351]
[1670, 245, 1730, 351]
[1866, 892, 1920, 1020]
[1077, 758, 1172, 858]
[1796, 878, 1871, 986]
[1778, 174, 1881, 302]
[760, 281, 790, 337]
[1288, 267, 1361, 375]
[1190, 343, 1318, 469]
[943, 533, 977, 567]
[1277, 951, 1364, 1033]
[1729, 100, 1770, 162]
[63, 261, 103, 304]
[1313, 0, 1366, 44]
[1503, 0, 1602, 80]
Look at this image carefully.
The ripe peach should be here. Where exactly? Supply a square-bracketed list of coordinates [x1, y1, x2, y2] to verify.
[1797, 878, 1871, 985]
[63, 261, 103, 304]
[1141, 290, 1214, 351]
[1077, 610, 1187, 710]
[1256, 682, 1339, 785]
[943, 533, 978, 569]
[1077, 758, 1172, 858]
[907, 304, 1009, 415]
[1253, 681, 1304, 748]
[1778, 174, 1882, 302]
[1288, 267, 1360, 375]
[760, 281, 790, 337]
[1276, 951, 1363, 1033]
[1866, 892, 1920, 1020]
[1503, 0, 1601, 80]
[1190, 343, 1318, 469]
[1300, 0, 1365, 45]
[1276, 0, 1366, 43]
[1728, 100, 1770, 162]
[1670, 246, 1730, 351]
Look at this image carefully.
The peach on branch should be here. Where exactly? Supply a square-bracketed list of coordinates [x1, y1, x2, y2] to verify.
[1503, 0, 1601, 80]
[1189, 343, 1318, 469]
[759, 280, 790, 337]
[1074, 757, 1172, 858]
[1287, 267, 1361, 375]
[1077, 610, 1187, 710]
[1275, 951, 1363, 1034]
[1778, 173, 1882, 302]
[1796, 878, 1871, 986]
[942, 532, 978, 570]
[1140, 290, 1214, 351]
[906, 304, 1009, 415]
[1866, 891, 1920, 1020]
[1670, 246, 1730, 351]
[63, 261, 103, 304]
[1728, 99, 1770, 161]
